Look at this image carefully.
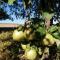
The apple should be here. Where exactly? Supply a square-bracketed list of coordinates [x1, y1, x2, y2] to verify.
[12, 30, 24, 41]
[45, 33, 55, 45]
[43, 39, 49, 46]
[25, 49, 37, 60]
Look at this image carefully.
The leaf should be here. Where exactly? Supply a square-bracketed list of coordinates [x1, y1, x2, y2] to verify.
[43, 12, 54, 20]
[8, 0, 15, 5]
[37, 27, 46, 37]
[52, 32, 60, 40]
[48, 25, 58, 33]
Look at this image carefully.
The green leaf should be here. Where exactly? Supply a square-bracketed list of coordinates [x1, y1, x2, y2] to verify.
[37, 27, 46, 37]
[43, 12, 54, 20]
[52, 32, 60, 40]
[8, 0, 15, 5]
[48, 25, 58, 33]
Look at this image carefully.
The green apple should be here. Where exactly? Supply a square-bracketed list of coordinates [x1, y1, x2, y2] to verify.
[12, 30, 24, 41]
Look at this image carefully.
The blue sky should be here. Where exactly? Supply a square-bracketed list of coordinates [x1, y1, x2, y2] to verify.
[0, 0, 35, 25]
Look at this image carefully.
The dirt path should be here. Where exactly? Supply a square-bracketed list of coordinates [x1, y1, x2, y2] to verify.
[0, 23, 19, 28]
